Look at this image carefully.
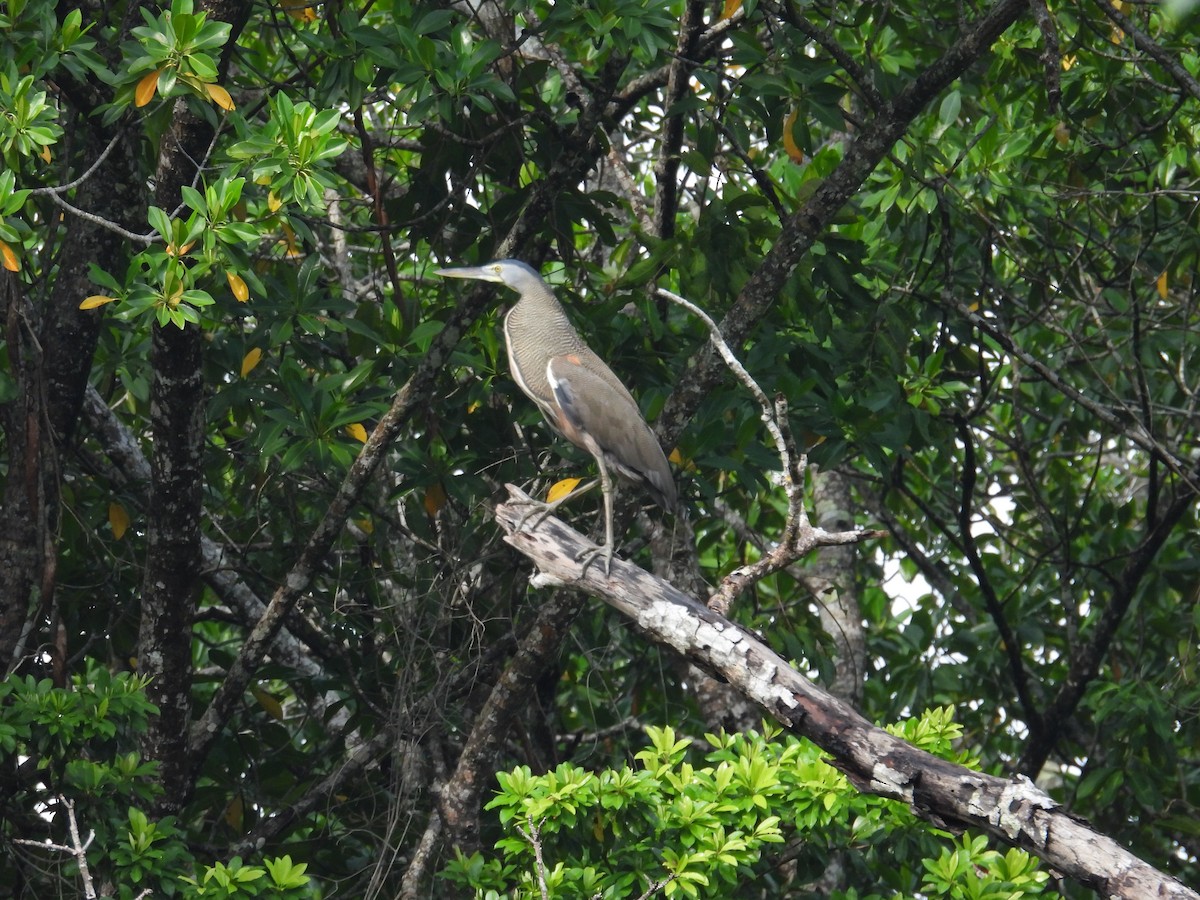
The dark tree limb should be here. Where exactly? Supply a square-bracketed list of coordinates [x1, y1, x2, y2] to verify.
[650, 0, 706, 241]
[1018, 480, 1198, 774]
[656, 0, 1030, 448]
[1027, 0, 1061, 112]
[1094, 0, 1200, 102]
[0, 273, 52, 673]
[494, 487, 1199, 900]
[137, 0, 253, 812]
[423, 592, 586, 870]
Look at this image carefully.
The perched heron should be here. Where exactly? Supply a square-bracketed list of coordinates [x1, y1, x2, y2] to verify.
[436, 259, 676, 574]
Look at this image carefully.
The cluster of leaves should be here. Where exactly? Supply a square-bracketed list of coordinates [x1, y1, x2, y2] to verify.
[1, 0, 1199, 892]
[447, 711, 1054, 899]
[0, 664, 312, 898]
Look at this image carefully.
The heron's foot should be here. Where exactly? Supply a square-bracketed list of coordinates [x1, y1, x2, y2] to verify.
[511, 479, 600, 534]
[576, 542, 614, 578]
[512, 498, 556, 534]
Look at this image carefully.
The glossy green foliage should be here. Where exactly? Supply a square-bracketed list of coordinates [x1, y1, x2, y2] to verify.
[447, 713, 1054, 899]
[0, 668, 312, 897]
[3, 0, 1199, 894]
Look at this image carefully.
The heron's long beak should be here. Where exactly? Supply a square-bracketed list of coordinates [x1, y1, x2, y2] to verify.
[434, 265, 502, 282]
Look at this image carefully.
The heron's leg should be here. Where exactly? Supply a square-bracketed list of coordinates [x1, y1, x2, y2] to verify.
[577, 457, 615, 577]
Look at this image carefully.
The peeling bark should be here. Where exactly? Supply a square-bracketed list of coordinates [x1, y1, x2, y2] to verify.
[494, 486, 1198, 900]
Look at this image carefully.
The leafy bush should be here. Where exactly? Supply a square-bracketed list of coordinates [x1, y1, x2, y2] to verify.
[445, 710, 1054, 899]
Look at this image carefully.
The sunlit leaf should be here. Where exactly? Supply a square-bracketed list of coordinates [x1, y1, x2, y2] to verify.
[80, 295, 118, 309]
[547, 477, 583, 503]
[281, 0, 318, 21]
[783, 110, 804, 163]
[667, 448, 697, 473]
[0, 241, 18, 272]
[109, 502, 131, 540]
[227, 270, 250, 302]
[205, 82, 235, 111]
[345, 422, 368, 443]
[135, 70, 160, 108]
[240, 347, 263, 377]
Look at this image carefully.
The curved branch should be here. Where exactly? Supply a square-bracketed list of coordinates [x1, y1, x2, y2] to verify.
[954, 420, 1044, 742]
[657, 0, 1031, 447]
[494, 487, 1199, 900]
[1094, 0, 1200, 102]
[1018, 480, 1198, 773]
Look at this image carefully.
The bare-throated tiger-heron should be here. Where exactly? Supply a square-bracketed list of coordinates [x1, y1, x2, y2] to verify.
[435, 259, 676, 574]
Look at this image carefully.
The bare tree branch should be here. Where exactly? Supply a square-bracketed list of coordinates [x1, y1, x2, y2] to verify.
[494, 487, 1200, 900]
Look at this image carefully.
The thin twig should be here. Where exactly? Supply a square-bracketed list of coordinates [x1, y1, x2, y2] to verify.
[516, 816, 551, 900]
[42, 191, 155, 245]
[29, 133, 125, 196]
[655, 287, 880, 613]
[656, 287, 803, 518]
[14, 797, 98, 899]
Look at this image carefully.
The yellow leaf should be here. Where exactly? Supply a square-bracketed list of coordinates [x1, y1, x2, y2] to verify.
[1061, 54, 1077, 71]
[80, 294, 118, 309]
[345, 422, 368, 443]
[423, 483, 447, 517]
[667, 448, 697, 473]
[227, 270, 250, 302]
[720, 0, 742, 19]
[166, 241, 195, 257]
[356, 516, 374, 534]
[546, 477, 583, 504]
[109, 502, 131, 540]
[0, 240, 18, 272]
[204, 82, 235, 111]
[223, 793, 244, 831]
[1053, 122, 1071, 146]
[240, 347, 262, 377]
[1157, 271, 1168, 299]
[252, 686, 284, 720]
[782, 110, 804, 163]
[135, 70, 160, 108]
[267, 191, 283, 213]
[466, 400, 481, 414]
[281, 0, 318, 21]
[39, 145, 51, 163]
[279, 222, 301, 256]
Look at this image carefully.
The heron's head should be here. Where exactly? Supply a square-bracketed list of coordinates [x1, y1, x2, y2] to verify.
[434, 259, 542, 292]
